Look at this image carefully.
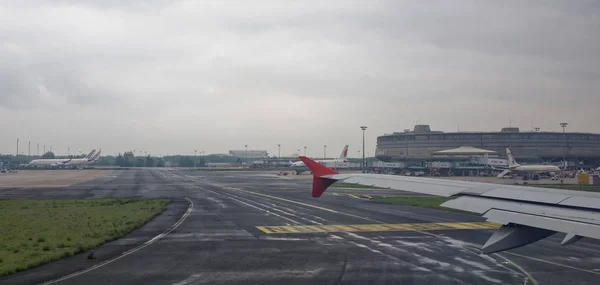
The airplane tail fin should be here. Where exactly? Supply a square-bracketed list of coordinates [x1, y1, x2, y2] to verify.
[339, 145, 349, 160]
[506, 148, 520, 168]
[85, 149, 97, 159]
[299, 156, 339, 198]
[90, 149, 101, 162]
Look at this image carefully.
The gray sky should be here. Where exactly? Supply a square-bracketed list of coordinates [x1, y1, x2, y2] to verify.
[1, 0, 599, 157]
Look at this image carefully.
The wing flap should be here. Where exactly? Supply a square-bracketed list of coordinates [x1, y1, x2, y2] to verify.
[443, 196, 600, 225]
[481, 224, 556, 254]
[559, 196, 600, 210]
[481, 188, 571, 204]
[483, 209, 600, 241]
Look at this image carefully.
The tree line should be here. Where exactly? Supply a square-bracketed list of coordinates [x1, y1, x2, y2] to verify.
[0, 152, 79, 165]
[105, 154, 215, 167]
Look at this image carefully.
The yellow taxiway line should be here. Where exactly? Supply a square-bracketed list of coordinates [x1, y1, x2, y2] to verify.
[256, 222, 499, 234]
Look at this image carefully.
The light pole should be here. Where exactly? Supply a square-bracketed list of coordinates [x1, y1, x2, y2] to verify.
[360, 126, 367, 173]
[37, 143, 39, 156]
[324, 145, 327, 159]
[16, 138, 19, 160]
[194, 150, 197, 167]
[245, 145, 248, 163]
[277, 144, 281, 158]
[560, 122, 568, 168]
[68, 147, 70, 157]
[28, 141, 31, 156]
[534, 127, 540, 156]
[44, 145, 46, 154]
[304, 146, 307, 156]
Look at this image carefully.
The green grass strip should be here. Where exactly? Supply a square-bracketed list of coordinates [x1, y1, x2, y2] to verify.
[373, 196, 473, 214]
[0, 198, 170, 277]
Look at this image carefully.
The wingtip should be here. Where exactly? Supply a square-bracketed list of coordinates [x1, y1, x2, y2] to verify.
[298, 156, 339, 198]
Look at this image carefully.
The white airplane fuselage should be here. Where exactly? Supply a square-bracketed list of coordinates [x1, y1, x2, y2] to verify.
[29, 149, 101, 167]
[504, 147, 562, 175]
[290, 145, 350, 174]
[29, 159, 72, 166]
[65, 158, 93, 166]
[509, 165, 561, 173]
[291, 159, 349, 173]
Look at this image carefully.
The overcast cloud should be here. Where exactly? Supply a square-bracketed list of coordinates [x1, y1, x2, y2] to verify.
[1, 0, 599, 157]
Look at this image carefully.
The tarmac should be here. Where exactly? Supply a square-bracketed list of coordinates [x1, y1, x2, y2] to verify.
[1, 169, 599, 285]
[0, 170, 111, 188]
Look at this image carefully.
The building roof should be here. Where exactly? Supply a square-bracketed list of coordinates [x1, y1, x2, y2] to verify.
[433, 146, 497, 155]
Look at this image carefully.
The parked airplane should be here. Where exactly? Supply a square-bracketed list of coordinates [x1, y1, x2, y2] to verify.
[66, 149, 101, 166]
[29, 149, 99, 167]
[290, 145, 349, 174]
[496, 148, 561, 178]
[299, 156, 600, 254]
[507, 148, 561, 172]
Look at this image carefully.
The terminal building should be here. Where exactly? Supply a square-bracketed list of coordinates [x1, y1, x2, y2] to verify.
[376, 125, 600, 170]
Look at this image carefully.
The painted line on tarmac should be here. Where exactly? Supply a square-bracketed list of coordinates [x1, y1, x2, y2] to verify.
[40, 197, 194, 285]
[256, 222, 499, 234]
[347, 194, 363, 199]
[504, 251, 600, 276]
[493, 253, 539, 285]
[346, 194, 373, 200]
[213, 183, 588, 280]
[214, 185, 339, 213]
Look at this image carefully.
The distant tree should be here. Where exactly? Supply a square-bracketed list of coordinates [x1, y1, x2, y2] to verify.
[135, 158, 145, 167]
[0, 155, 11, 162]
[179, 156, 195, 167]
[122, 155, 134, 167]
[115, 154, 124, 167]
[42, 152, 55, 159]
[196, 158, 206, 167]
[95, 155, 115, 166]
[145, 156, 155, 167]
[156, 159, 166, 167]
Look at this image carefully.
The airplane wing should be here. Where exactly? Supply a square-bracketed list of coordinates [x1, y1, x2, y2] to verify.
[299, 156, 600, 254]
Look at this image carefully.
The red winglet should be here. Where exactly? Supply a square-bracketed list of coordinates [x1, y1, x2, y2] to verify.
[298, 156, 339, 198]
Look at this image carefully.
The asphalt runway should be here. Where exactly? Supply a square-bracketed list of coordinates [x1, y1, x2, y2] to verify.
[2, 169, 600, 285]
